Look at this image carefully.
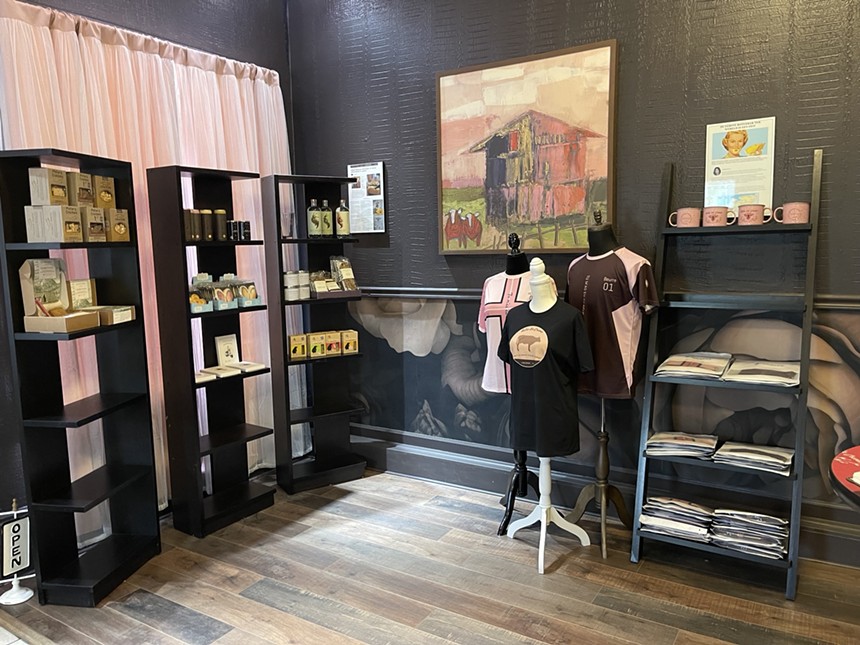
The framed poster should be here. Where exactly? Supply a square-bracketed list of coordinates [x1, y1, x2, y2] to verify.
[347, 161, 386, 233]
[214, 334, 239, 366]
[437, 40, 617, 254]
[704, 117, 776, 212]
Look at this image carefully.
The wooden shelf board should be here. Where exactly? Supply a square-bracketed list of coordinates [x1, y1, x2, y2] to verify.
[662, 223, 812, 236]
[287, 353, 362, 366]
[31, 465, 151, 512]
[289, 453, 367, 494]
[190, 304, 267, 319]
[283, 293, 362, 306]
[648, 375, 801, 394]
[200, 423, 273, 455]
[638, 530, 791, 569]
[661, 292, 805, 311]
[14, 319, 140, 341]
[23, 392, 146, 428]
[0, 148, 131, 170]
[289, 405, 365, 425]
[184, 239, 263, 247]
[272, 174, 357, 185]
[200, 480, 275, 535]
[194, 367, 271, 389]
[281, 236, 359, 244]
[39, 533, 160, 607]
[5, 241, 135, 251]
[643, 452, 796, 479]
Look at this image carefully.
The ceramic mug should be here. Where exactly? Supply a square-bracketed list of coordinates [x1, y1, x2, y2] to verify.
[773, 201, 810, 225]
[702, 206, 737, 227]
[737, 204, 773, 226]
[668, 207, 701, 228]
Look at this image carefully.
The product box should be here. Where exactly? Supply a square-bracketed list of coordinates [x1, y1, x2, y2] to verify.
[28, 168, 68, 206]
[105, 208, 130, 242]
[67, 278, 97, 310]
[93, 175, 116, 210]
[18, 258, 100, 333]
[307, 332, 326, 359]
[341, 330, 359, 354]
[80, 207, 106, 242]
[24, 206, 44, 242]
[62, 206, 83, 243]
[40, 206, 82, 243]
[80, 305, 135, 325]
[289, 334, 307, 361]
[66, 172, 94, 207]
[325, 331, 342, 355]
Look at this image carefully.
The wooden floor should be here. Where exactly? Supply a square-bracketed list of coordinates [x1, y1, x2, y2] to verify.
[1, 471, 859, 644]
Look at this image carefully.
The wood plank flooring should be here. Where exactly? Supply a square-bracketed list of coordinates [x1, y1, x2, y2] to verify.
[1, 471, 859, 644]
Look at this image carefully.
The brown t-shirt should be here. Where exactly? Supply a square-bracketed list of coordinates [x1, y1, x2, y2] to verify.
[565, 248, 658, 399]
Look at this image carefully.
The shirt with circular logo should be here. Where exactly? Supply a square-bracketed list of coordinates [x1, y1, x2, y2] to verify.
[498, 300, 594, 456]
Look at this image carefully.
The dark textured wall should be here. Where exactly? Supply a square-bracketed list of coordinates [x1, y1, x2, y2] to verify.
[286, 0, 860, 296]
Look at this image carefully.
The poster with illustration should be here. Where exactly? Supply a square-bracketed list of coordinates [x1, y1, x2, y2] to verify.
[347, 161, 386, 233]
[704, 117, 775, 212]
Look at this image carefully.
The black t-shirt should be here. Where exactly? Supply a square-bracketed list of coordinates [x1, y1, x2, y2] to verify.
[497, 300, 594, 457]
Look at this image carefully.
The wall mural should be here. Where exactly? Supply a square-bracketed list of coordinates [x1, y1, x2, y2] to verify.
[347, 298, 860, 508]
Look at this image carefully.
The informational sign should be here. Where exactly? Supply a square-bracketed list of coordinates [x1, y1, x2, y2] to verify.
[346, 161, 385, 233]
[704, 117, 776, 212]
[2, 517, 29, 577]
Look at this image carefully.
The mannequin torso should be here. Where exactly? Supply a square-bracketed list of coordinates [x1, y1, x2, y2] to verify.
[587, 224, 620, 257]
[528, 258, 557, 313]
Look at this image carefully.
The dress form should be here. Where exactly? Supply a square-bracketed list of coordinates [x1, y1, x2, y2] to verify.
[497, 233, 540, 536]
[566, 213, 634, 559]
[506, 258, 591, 573]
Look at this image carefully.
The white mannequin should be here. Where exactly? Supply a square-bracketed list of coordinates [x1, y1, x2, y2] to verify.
[507, 257, 591, 572]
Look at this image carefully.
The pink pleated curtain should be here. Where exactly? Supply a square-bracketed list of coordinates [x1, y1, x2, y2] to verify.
[0, 0, 301, 534]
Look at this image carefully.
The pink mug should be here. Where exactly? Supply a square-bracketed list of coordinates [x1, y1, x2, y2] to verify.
[737, 204, 773, 226]
[702, 206, 737, 227]
[668, 207, 701, 228]
[773, 202, 810, 225]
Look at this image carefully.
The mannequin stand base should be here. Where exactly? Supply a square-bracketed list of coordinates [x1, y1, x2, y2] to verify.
[506, 457, 590, 573]
[566, 482, 632, 559]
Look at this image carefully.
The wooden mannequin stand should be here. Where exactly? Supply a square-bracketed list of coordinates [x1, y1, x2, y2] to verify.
[565, 399, 633, 558]
[497, 449, 540, 535]
[507, 457, 590, 573]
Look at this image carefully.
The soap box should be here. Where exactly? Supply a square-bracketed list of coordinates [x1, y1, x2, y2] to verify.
[80, 305, 135, 325]
[80, 206, 106, 242]
[24, 206, 44, 242]
[341, 329, 359, 354]
[66, 172, 95, 207]
[289, 334, 307, 361]
[40, 206, 82, 243]
[93, 175, 116, 210]
[28, 168, 68, 206]
[67, 278, 97, 310]
[105, 208, 130, 241]
[307, 332, 326, 359]
[324, 331, 342, 355]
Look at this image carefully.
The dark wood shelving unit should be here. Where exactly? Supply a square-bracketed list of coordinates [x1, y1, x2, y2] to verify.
[630, 150, 824, 600]
[147, 165, 275, 538]
[262, 174, 367, 494]
[0, 149, 160, 606]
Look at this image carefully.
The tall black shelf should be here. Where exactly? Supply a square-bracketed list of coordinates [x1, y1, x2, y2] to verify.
[147, 165, 274, 538]
[262, 174, 366, 494]
[630, 150, 823, 600]
[0, 149, 160, 606]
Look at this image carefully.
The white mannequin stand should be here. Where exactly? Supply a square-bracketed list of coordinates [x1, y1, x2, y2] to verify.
[506, 258, 591, 573]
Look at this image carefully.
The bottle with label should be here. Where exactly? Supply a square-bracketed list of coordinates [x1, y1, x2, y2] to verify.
[307, 198, 321, 237]
[336, 199, 350, 237]
[320, 199, 333, 236]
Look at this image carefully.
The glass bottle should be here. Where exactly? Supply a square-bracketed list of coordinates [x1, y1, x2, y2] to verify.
[336, 199, 350, 237]
[320, 199, 333, 236]
[307, 198, 321, 237]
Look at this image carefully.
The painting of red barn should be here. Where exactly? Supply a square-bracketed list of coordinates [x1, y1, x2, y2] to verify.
[437, 41, 616, 254]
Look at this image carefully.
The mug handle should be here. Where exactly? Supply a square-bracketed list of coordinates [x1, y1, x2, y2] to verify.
[726, 210, 737, 225]
[763, 207, 773, 224]
[773, 206, 784, 223]
[668, 211, 678, 227]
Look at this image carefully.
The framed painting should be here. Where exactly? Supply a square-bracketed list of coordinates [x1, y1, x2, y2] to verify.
[437, 40, 617, 254]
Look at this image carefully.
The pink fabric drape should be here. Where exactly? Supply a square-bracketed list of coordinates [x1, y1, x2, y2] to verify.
[0, 0, 294, 516]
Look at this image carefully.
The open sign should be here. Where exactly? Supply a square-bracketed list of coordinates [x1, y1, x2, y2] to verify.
[2, 518, 29, 577]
